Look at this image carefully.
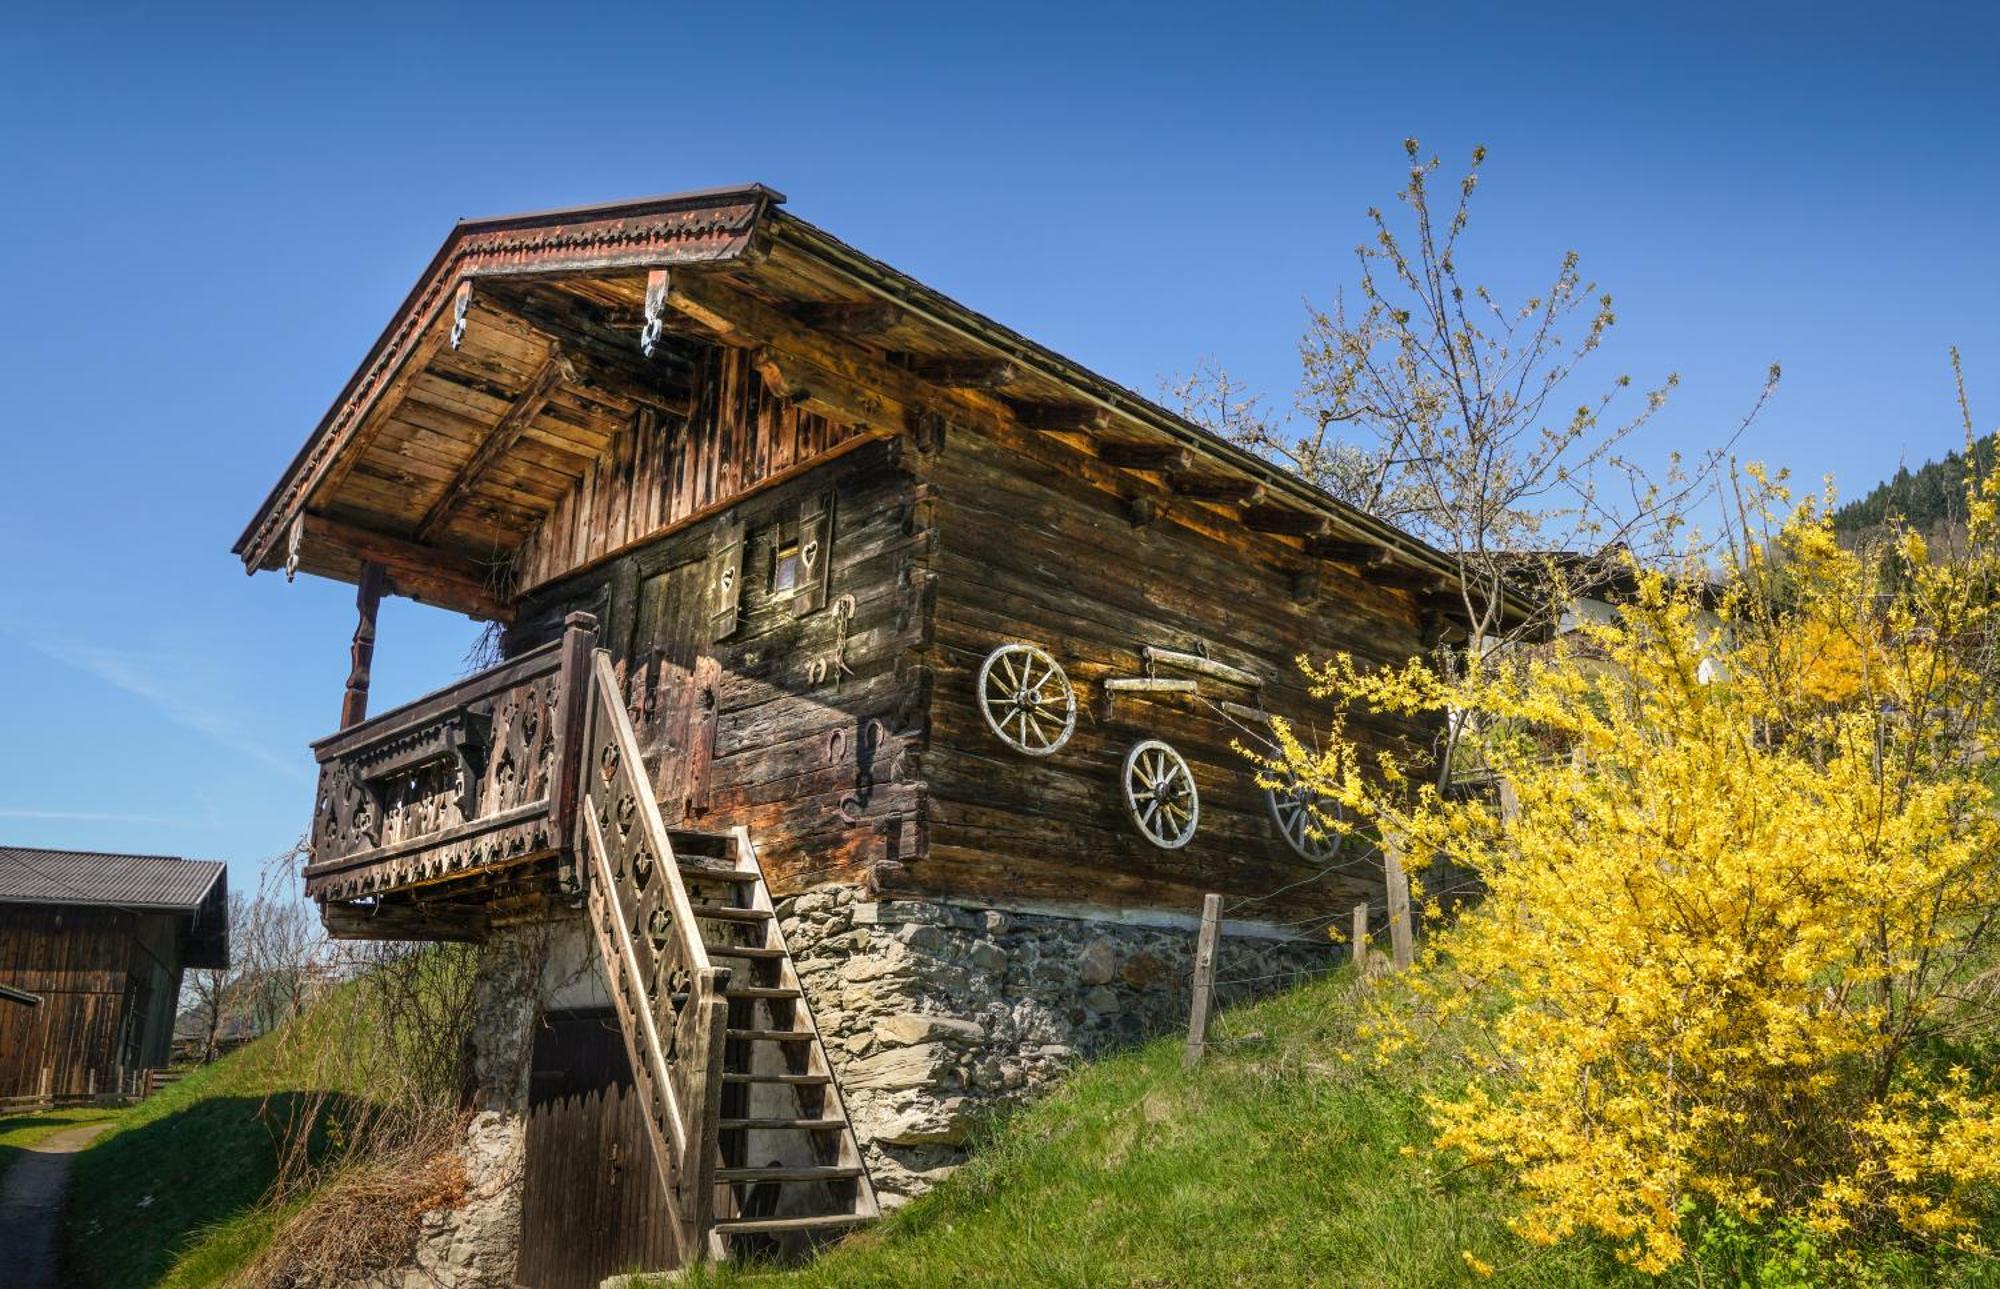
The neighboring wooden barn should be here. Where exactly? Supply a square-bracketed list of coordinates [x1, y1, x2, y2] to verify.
[233, 185, 1477, 1281]
[0, 847, 229, 1099]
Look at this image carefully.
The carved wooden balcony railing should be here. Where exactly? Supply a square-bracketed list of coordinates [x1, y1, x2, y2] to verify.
[578, 647, 731, 1256]
[304, 615, 596, 901]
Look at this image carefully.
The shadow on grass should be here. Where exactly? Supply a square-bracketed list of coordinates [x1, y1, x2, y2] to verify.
[63, 1092, 351, 1289]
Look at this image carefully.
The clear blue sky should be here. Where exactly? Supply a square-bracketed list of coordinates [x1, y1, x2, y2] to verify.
[3, 3, 1996, 895]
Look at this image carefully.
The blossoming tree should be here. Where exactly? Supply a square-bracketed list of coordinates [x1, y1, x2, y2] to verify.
[1272, 451, 2000, 1270]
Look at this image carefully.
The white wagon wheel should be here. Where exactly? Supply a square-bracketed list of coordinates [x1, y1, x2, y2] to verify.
[977, 643, 1077, 756]
[1267, 777, 1345, 863]
[1122, 739, 1199, 849]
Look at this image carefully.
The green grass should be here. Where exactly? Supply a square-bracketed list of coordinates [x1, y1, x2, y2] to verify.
[51, 958, 2000, 1287]
[0, 1105, 124, 1187]
[62, 986, 376, 1289]
[675, 969, 1614, 1289]
[673, 969, 1998, 1289]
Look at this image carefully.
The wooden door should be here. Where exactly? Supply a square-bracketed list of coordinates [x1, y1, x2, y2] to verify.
[516, 1009, 679, 1288]
[628, 559, 714, 824]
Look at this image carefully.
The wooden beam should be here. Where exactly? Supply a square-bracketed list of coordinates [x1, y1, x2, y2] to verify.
[413, 346, 569, 543]
[290, 513, 510, 621]
[1305, 537, 1393, 568]
[1098, 441, 1193, 472]
[907, 355, 1019, 390]
[647, 267, 737, 350]
[751, 345, 898, 433]
[1377, 566, 1452, 595]
[477, 281, 696, 387]
[1242, 504, 1331, 538]
[321, 898, 489, 943]
[633, 270, 944, 435]
[789, 299, 905, 337]
[1010, 401, 1111, 433]
[1143, 646, 1263, 689]
[1169, 473, 1266, 505]
[341, 562, 385, 730]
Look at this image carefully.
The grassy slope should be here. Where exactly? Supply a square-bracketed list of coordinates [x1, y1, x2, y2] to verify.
[684, 970, 1618, 1289]
[58, 965, 1998, 1288]
[63, 988, 370, 1289]
[683, 970, 1996, 1289]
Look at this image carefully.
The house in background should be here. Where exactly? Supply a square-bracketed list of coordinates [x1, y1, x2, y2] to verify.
[0, 846, 229, 1098]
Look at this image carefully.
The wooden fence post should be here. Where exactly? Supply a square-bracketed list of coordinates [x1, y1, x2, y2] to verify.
[1184, 893, 1222, 1068]
[1384, 834, 1414, 971]
[1351, 902, 1371, 976]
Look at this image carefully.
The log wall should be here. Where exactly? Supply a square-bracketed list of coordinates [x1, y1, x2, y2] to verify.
[507, 439, 929, 894]
[499, 343, 1437, 923]
[909, 417, 1433, 921]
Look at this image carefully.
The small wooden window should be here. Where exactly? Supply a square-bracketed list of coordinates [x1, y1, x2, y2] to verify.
[772, 538, 801, 595]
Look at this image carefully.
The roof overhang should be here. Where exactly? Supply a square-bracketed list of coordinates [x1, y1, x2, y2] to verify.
[236, 182, 1522, 629]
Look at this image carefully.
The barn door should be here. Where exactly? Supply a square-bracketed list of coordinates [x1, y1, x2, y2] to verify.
[515, 1010, 679, 1288]
[628, 560, 712, 824]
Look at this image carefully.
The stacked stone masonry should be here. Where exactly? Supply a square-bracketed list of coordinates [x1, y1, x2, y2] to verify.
[395, 898, 1337, 1283]
[777, 889, 1339, 1201]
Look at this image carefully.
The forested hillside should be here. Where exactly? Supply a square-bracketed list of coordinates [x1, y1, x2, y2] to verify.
[1834, 433, 1998, 533]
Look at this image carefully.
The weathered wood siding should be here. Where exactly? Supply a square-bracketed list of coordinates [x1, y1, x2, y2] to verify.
[516, 1009, 679, 1288]
[500, 343, 1434, 922]
[0, 905, 183, 1097]
[910, 418, 1432, 920]
[507, 440, 929, 893]
[510, 347, 870, 594]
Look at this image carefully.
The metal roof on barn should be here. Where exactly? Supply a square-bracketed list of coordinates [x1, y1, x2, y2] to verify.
[0, 845, 227, 912]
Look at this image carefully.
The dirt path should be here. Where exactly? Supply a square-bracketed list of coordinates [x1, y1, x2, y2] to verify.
[0, 1121, 114, 1289]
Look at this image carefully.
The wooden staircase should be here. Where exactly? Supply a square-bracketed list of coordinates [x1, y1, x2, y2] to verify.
[576, 649, 878, 1266]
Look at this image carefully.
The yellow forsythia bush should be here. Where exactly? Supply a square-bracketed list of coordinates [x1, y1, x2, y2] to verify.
[1272, 464, 2000, 1271]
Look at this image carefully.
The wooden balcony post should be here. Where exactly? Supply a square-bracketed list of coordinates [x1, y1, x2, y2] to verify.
[340, 562, 386, 729]
[553, 611, 598, 864]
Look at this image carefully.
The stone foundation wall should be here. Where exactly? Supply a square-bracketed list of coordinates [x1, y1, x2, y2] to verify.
[389, 892, 1339, 1282]
[383, 923, 548, 1288]
[778, 890, 1341, 1201]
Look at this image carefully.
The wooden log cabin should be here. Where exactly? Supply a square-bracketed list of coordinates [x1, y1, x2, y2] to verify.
[0, 846, 229, 1101]
[233, 184, 1468, 1281]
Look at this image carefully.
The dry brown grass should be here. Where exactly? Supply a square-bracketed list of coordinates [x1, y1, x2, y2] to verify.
[235, 1116, 468, 1287]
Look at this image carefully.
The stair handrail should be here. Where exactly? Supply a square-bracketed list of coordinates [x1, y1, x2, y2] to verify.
[578, 646, 730, 1253]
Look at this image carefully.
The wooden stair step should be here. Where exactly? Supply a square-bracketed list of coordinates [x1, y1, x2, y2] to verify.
[692, 905, 773, 924]
[717, 1164, 865, 1183]
[702, 942, 787, 960]
[726, 1028, 815, 1043]
[678, 864, 759, 884]
[722, 1071, 831, 1086]
[666, 829, 736, 859]
[719, 1117, 849, 1131]
[712, 1213, 873, 1237]
[724, 986, 803, 1001]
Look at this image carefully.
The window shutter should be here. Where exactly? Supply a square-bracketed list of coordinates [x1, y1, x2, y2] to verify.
[794, 490, 835, 616]
[707, 513, 745, 641]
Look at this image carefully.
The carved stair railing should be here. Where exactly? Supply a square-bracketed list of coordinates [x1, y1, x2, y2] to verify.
[577, 646, 732, 1259]
[305, 615, 597, 903]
